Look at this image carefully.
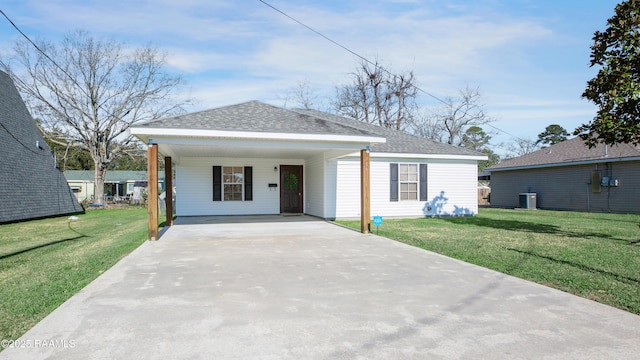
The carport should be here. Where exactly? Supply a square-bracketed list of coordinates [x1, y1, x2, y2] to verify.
[129, 101, 380, 239]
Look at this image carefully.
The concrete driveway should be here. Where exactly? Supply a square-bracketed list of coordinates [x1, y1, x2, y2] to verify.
[2, 216, 639, 359]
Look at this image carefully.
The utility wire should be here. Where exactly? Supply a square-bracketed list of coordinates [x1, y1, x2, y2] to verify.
[0, 121, 50, 156]
[0, 9, 96, 106]
[0, 8, 125, 132]
[3, 4, 526, 145]
[258, 0, 528, 143]
[485, 123, 526, 141]
[258, 0, 449, 105]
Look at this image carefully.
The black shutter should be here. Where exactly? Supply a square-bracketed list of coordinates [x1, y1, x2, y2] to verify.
[244, 166, 253, 201]
[419, 164, 427, 201]
[213, 166, 221, 201]
[390, 163, 398, 202]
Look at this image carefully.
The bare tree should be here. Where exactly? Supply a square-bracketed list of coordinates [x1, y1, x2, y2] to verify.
[1, 30, 186, 204]
[507, 137, 541, 157]
[413, 86, 492, 145]
[411, 111, 445, 142]
[285, 79, 320, 110]
[333, 60, 418, 131]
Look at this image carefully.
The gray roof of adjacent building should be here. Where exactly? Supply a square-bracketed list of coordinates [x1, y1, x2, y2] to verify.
[0, 70, 83, 223]
[64, 170, 165, 182]
[135, 101, 483, 157]
[488, 136, 640, 171]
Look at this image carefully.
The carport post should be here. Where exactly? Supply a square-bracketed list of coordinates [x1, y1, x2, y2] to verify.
[360, 148, 371, 234]
[164, 156, 173, 226]
[147, 143, 159, 240]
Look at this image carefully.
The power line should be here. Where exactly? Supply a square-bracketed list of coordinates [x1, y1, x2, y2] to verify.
[0, 8, 125, 134]
[0, 121, 50, 156]
[258, 0, 528, 143]
[0, 9, 97, 106]
[485, 123, 527, 142]
[258, 0, 449, 105]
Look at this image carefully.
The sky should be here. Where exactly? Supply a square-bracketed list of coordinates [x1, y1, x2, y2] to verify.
[0, 0, 622, 155]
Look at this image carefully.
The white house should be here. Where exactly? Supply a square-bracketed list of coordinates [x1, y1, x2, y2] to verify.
[130, 101, 486, 222]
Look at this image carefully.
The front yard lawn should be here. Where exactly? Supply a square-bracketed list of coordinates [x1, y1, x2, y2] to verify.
[337, 208, 640, 315]
[0, 208, 148, 345]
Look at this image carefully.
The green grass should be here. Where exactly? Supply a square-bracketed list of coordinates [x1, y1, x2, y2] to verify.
[0, 208, 148, 344]
[337, 208, 640, 315]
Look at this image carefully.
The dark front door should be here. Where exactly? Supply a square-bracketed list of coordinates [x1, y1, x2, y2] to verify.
[280, 165, 303, 214]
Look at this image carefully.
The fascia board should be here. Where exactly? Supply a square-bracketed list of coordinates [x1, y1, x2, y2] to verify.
[130, 127, 386, 144]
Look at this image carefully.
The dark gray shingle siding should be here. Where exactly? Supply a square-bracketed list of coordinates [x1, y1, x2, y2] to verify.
[0, 71, 83, 223]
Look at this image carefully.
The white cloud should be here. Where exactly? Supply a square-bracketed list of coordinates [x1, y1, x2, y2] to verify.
[3, 0, 605, 147]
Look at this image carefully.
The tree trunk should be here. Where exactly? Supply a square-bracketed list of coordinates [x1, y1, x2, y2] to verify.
[94, 163, 107, 204]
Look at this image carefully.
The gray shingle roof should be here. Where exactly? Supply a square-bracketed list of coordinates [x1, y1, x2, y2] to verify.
[137, 101, 483, 157]
[136, 101, 379, 137]
[0, 71, 83, 223]
[488, 136, 640, 171]
[292, 108, 483, 156]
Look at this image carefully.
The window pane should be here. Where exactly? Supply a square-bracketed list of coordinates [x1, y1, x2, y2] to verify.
[398, 163, 419, 201]
[223, 175, 243, 201]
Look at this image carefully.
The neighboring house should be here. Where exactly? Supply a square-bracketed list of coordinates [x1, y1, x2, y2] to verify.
[0, 70, 83, 223]
[487, 136, 640, 214]
[130, 101, 486, 219]
[64, 170, 164, 203]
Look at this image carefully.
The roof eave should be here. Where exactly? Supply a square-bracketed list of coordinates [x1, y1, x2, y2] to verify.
[370, 152, 488, 160]
[488, 156, 640, 172]
[130, 127, 386, 144]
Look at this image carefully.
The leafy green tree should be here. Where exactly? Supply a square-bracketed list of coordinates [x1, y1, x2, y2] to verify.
[461, 126, 499, 172]
[462, 126, 491, 150]
[479, 148, 500, 173]
[35, 119, 93, 170]
[537, 124, 569, 145]
[576, 0, 640, 147]
[48, 140, 94, 171]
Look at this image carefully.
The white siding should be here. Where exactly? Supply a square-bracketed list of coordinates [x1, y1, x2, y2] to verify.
[324, 159, 338, 219]
[334, 157, 479, 219]
[426, 160, 478, 216]
[175, 154, 479, 218]
[305, 153, 325, 217]
[176, 157, 303, 216]
[335, 159, 361, 218]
